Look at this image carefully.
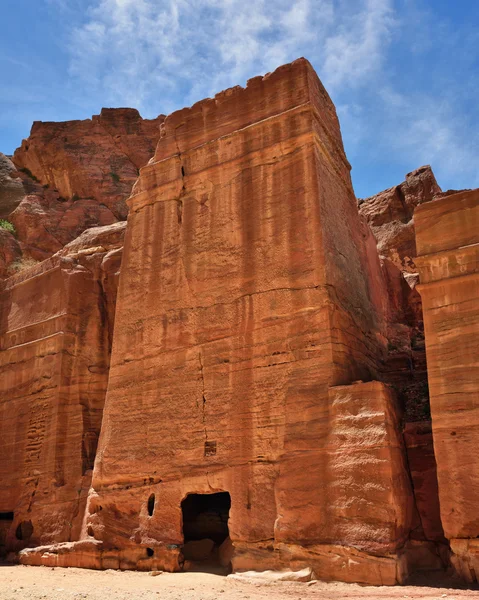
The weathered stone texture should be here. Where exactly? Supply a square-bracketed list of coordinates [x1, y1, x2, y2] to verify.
[13, 109, 164, 220]
[0, 110, 162, 277]
[359, 166, 441, 273]
[1, 59, 464, 586]
[415, 189, 479, 580]
[0, 223, 124, 556]
[0, 153, 24, 217]
[62, 59, 422, 584]
[0, 228, 22, 278]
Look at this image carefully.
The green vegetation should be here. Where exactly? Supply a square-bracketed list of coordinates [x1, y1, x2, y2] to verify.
[72, 193, 80, 201]
[0, 219, 16, 235]
[110, 171, 120, 183]
[19, 167, 39, 182]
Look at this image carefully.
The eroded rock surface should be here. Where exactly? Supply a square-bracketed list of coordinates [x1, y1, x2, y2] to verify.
[1, 59, 473, 586]
[0, 153, 24, 217]
[0, 109, 162, 277]
[13, 108, 164, 220]
[359, 166, 441, 273]
[58, 58, 425, 585]
[415, 189, 479, 581]
[0, 223, 125, 555]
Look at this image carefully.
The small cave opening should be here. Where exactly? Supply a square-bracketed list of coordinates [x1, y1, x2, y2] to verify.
[181, 492, 232, 573]
[15, 520, 34, 542]
[147, 493, 155, 517]
[146, 547, 154, 557]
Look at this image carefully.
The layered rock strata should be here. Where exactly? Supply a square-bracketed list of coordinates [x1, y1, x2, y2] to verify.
[415, 189, 479, 581]
[0, 59, 461, 585]
[13, 109, 164, 220]
[0, 222, 125, 556]
[360, 169, 448, 556]
[0, 109, 162, 277]
[30, 58, 424, 584]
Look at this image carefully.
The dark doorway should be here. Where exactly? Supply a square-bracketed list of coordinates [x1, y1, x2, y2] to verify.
[181, 492, 232, 572]
[0, 512, 14, 559]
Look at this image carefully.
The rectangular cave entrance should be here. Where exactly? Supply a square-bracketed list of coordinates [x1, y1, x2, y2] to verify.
[181, 492, 232, 572]
[0, 512, 14, 558]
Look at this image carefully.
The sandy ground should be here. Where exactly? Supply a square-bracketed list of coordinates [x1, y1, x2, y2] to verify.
[1, 566, 479, 600]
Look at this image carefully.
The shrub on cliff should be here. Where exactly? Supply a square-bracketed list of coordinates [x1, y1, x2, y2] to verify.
[0, 219, 16, 235]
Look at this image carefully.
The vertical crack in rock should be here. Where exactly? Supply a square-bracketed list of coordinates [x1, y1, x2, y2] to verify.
[198, 352, 208, 442]
[174, 125, 186, 226]
[176, 199, 183, 225]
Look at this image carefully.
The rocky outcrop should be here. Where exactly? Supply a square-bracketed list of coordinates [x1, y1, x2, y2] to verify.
[0, 153, 24, 217]
[52, 58, 432, 585]
[0, 109, 162, 278]
[1, 59, 473, 586]
[0, 222, 125, 556]
[359, 166, 441, 273]
[0, 229, 21, 278]
[13, 108, 164, 220]
[415, 189, 479, 581]
[360, 169, 447, 559]
[9, 182, 118, 262]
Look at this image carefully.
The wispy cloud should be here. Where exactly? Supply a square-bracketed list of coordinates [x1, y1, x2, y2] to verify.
[68, 0, 395, 111]
[2, 0, 477, 194]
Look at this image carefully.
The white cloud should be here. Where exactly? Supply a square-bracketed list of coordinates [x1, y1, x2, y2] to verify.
[322, 0, 396, 91]
[56, 0, 478, 191]
[68, 0, 395, 112]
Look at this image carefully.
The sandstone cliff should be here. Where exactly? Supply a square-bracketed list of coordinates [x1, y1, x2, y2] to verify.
[415, 189, 479, 581]
[13, 108, 164, 220]
[359, 166, 442, 273]
[0, 109, 163, 277]
[57, 58, 420, 584]
[1, 59, 478, 587]
[0, 222, 125, 554]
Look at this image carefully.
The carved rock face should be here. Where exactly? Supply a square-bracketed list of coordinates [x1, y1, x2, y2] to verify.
[416, 189, 479, 581]
[3, 60, 476, 586]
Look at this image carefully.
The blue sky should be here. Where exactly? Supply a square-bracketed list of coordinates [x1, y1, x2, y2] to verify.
[1, 0, 478, 198]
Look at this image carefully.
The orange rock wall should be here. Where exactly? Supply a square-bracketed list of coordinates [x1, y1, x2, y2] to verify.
[0, 227, 124, 555]
[13, 109, 164, 220]
[416, 189, 479, 580]
[75, 59, 416, 584]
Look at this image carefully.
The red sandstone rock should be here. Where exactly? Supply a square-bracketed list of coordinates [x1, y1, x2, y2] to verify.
[0, 223, 125, 555]
[0, 60, 461, 586]
[415, 189, 479, 581]
[13, 108, 164, 220]
[0, 229, 21, 278]
[359, 166, 441, 273]
[0, 153, 24, 217]
[68, 58, 423, 585]
[0, 109, 161, 278]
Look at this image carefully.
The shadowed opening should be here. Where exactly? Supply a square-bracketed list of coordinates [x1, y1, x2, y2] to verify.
[0, 512, 14, 558]
[15, 520, 33, 542]
[147, 493, 155, 517]
[181, 492, 232, 572]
